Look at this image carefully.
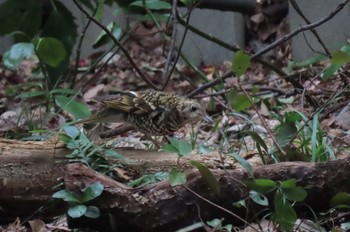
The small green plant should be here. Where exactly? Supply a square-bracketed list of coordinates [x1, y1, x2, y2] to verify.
[59, 126, 126, 178]
[206, 218, 233, 232]
[128, 172, 169, 187]
[162, 137, 220, 195]
[245, 178, 308, 231]
[53, 182, 104, 219]
[272, 110, 335, 162]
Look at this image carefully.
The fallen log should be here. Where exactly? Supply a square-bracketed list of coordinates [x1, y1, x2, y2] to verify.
[0, 138, 350, 231]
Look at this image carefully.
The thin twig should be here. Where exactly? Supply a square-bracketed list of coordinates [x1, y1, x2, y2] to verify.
[71, 5, 98, 89]
[161, 0, 178, 89]
[290, 84, 347, 143]
[71, 0, 160, 90]
[187, 71, 234, 98]
[176, 15, 287, 77]
[183, 186, 259, 232]
[289, 0, 331, 56]
[239, 84, 285, 156]
[252, 0, 350, 58]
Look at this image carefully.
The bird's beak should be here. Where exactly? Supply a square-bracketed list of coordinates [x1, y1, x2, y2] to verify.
[203, 113, 213, 123]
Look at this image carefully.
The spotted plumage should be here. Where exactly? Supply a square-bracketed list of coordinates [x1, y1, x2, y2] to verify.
[74, 89, 212, 136]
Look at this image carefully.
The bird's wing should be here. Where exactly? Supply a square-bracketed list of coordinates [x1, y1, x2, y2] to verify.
[94, 91, 165, 114]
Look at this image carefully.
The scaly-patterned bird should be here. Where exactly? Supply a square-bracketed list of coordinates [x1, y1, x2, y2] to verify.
[73, 89, 212, 137]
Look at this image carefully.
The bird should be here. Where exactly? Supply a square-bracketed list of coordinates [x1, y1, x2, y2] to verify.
[72, 89, 212, 139]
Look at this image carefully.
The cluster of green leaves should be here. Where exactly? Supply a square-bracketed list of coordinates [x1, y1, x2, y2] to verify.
[53, 182, 104, 219]
[290, 44, 350, 80]
[272, 110, 335, 162]
[1, 0, 78, 88]
[245, 178, 308, 231]
[60, 126, 126, 178]
[162, 137, 220, 196]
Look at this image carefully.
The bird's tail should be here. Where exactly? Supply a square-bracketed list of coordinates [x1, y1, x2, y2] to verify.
[68, 109, 125, 125]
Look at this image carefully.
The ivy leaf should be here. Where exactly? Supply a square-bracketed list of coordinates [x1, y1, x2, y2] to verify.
[130, 0, 171, 10]
[169, 168, 186, 186]
[84, 206, 100, 218]
[81, 182, 104, 202]
[249, 190, 269, 206]
[68, 204, 87, 218]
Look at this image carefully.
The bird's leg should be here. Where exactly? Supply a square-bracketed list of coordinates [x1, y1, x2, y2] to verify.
[143, 133, 162, 149]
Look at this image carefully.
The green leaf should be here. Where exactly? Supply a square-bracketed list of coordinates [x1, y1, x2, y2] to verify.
[283, 186, 307, 202]
[191, 160, 220, 195]
[197, 144, 215, 154]
[17, 91, 46, 99]
[130, 0, 171, 10]
[330, 192, 350, 208]
[245, 179, 276, 194]
[322, 63, 341, 80]
[55, 95, 91, 120]
[244, 131, 268, 153]
[41, 0, 77, 87]
[233, 199, 246, 208]
[284, 111, 303, 123]
[58, 134, 72, 144]
[292, 54, 327, 68]
[228, 153, 254, 178]
[136, 13, 170, 22]
[226, 90, 252, 112]
[68, 204, 87, 218]
[249, 190, 269, 206]
[0, 0, 42, 38]
[280, 179, 307, 202]
[81, 182, 104, 202]
[169, 168, 186, 186]
[84, 206, 100, 218]
[180, 0, 194, 7]
[3, 43, 34, 69]
[93, 22, 122, 49]
[63, 126, 80, 138]
[274, 191, 297, 231]
[161, 143, 178, 153]
[50, 88, 79, 95]
[331, 50, 350, 64]
[96, 0, 104, 21]
[162, 137, 192, 157]
[105, 149, 127, 161]
[35, 37, 66, 67]
[232, 50, 250, 77]
[128, 172, 169, 187]
[52, 190, 81, 203]
[281, 179, 297, 189]
[275, 122, 297, 149]
[206, 218, 221, 228]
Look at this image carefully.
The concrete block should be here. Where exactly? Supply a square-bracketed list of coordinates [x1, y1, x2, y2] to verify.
[289, 0, 350, 61]
[177, 8, 244, 65]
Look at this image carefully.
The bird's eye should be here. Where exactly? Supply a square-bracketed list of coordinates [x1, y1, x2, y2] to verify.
[191, 106, 197, 112]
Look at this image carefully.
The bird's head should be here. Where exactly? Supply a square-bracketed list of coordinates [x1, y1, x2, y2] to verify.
[180, 99, 213, 124]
